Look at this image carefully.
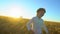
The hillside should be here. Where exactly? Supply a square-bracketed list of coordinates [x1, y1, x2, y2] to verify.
[0, 16, 60, 34]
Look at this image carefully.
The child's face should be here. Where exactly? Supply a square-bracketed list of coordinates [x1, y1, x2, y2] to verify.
[37, 10, 45, 18]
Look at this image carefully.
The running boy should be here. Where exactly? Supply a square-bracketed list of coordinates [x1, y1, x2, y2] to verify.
[26, 8, 49, 34]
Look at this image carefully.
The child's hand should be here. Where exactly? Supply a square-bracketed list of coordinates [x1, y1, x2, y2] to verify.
[29, 30, 34, 34]
[46, 32, 50, 34]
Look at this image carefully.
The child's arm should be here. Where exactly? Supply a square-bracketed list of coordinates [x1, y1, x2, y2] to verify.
[26, 18, 34, 31]
[43, 22, 49, 34]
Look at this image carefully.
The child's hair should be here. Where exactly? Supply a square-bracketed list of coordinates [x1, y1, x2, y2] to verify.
[37, 8, 46, 13]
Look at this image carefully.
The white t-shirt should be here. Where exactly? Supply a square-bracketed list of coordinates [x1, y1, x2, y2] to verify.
[26, 16, 48, 33]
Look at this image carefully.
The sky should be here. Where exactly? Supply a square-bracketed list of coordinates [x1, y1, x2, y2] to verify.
[0, 0, 60, 22]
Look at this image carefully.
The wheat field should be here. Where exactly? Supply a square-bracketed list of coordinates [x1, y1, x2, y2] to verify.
[0, 16, 60, 34]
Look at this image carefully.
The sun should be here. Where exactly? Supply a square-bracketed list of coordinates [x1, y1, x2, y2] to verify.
[8, 5, 23, 18]
[5, 4, 26, 18]
[9, 8, 20, 18]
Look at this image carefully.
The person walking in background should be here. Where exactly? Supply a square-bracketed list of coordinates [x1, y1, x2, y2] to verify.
[26, 8, 49, 34]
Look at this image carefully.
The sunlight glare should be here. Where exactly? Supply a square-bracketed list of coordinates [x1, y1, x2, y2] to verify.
[8, 5, 24, 18]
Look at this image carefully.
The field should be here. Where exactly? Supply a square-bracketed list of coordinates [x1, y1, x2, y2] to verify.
[0, 16, 60, 34]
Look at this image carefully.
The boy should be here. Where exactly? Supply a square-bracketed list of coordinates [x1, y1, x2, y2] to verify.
[26, 8, 49, 34]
